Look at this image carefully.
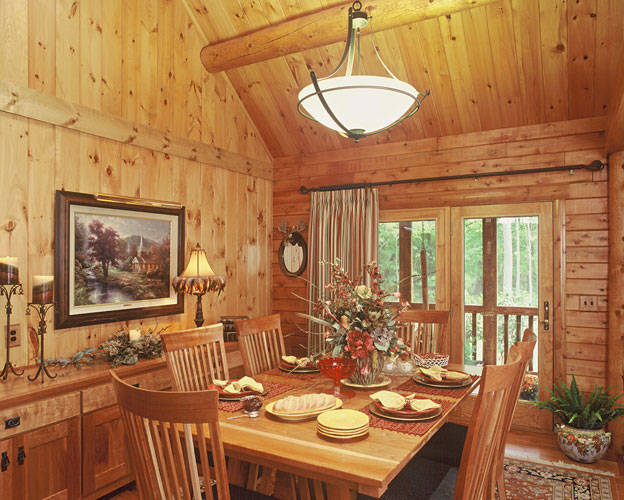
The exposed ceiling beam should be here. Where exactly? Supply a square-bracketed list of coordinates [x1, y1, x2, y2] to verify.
[200, 0, 501, 73]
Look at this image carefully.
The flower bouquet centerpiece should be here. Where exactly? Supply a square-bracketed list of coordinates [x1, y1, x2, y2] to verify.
[304, 261, 408, 386]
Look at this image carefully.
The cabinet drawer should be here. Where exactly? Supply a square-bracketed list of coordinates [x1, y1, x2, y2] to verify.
[0, 392, 80, 440]
[82, 367, 170, 413]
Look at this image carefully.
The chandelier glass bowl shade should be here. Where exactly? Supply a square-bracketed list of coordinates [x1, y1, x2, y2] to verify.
[297, 1, 429, 142]
[298, 75, 420, 136]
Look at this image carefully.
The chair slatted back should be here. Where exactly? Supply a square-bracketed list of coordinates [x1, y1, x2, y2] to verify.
[111, 370, 230, 500]
[396, 310, 450, 354]
[494, 328, 538, 500]
[453, 358, 525, 500]
[161, 323, 229, 392]
[235, 314, 286, 377]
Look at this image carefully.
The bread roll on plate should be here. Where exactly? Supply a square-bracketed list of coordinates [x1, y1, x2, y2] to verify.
[273, 393, 337, 414]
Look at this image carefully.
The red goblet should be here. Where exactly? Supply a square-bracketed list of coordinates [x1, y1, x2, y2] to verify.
[318, 356, 357, 399]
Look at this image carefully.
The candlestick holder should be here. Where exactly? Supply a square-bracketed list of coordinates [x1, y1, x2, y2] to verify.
[25, 302, 57, 383]
[0, 283, 25, 381]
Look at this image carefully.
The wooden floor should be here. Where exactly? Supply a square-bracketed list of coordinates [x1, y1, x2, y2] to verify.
[100, 427, 624, 499]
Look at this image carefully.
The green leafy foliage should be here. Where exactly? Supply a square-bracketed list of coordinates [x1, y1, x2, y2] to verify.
[534, 375, 624, 430]
[46, 326, 167, 370]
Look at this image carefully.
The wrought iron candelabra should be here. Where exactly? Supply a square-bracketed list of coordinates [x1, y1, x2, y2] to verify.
[25, 302, 57, 384]
[0, 283, 25, 381]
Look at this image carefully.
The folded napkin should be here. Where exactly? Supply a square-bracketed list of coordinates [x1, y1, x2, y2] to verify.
[213, 376, 264, 394]
[370, 390, 406, 410]
[282, 355, 298, 365]
[445, 371, 470, 381]
[419, 365, 445, 381]
[419, 366, 470, 382]
[408, 398, 441, 412]
[281, 355, 312, 367]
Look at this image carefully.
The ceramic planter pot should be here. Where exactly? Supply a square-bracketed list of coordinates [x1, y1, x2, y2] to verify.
[555, 423, 611, 463]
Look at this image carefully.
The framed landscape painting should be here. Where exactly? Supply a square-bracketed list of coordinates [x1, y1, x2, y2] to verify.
[55, 190, 185, 328]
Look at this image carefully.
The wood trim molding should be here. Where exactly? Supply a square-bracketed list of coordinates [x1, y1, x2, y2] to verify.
[198, 0, 499, 73]
[606, 64, 624, 153]
[0, 79, 273, 181]
[608, 151, 624, 455]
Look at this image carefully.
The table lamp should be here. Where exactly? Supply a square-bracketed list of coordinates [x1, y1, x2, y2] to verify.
[172, 243, 225, 327]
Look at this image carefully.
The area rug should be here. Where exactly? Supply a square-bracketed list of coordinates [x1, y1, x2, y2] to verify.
[502, 458, 613, 500]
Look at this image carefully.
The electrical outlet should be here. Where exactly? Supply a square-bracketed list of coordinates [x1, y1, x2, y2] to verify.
[579, 296, 598, 312]
[8, 324, 20, 347]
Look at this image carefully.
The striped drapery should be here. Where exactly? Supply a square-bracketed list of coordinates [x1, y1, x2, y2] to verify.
[307, 188, 379, 355]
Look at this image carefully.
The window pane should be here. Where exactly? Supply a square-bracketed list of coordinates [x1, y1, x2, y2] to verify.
[378, 222, 400, 296]
[410, 221, 436, 305]
[464, 219, 483, 306]
[496, 216, 538, 308]
[378, 220, 436, 306]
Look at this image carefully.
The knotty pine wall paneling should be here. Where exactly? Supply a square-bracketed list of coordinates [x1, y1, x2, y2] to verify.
[272, 116, 609, 389]
[0, 0, 273, 368]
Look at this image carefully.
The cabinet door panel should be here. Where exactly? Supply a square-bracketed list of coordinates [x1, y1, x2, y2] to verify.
[82, 405, 131, 498]
[0, 438, 12, 499]
[25, 418, 80, 500]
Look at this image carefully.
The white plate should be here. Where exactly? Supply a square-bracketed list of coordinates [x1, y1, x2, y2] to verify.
[317, 409, 370, 430]
[265, 399, 343, 421]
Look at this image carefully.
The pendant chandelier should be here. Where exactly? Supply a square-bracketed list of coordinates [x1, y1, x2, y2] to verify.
[297, 1, 429, 142]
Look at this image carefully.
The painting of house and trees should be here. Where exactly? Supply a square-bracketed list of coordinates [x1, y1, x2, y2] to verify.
[72, 211, 174, 308]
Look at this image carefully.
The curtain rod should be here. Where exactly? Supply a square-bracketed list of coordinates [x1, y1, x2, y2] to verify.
[298, 160, 606, 194]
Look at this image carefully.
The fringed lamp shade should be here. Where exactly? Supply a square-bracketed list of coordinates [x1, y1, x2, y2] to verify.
[173, 243, 225, 327]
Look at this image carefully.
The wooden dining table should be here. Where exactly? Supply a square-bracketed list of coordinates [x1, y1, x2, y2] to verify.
[211, 363, 482, 500]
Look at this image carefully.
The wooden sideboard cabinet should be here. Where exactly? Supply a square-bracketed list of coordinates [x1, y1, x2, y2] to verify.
[0, 342, 244, 500]
[0, 358, 170, 500]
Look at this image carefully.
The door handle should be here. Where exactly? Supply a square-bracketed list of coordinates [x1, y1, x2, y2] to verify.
[17, 446, 26, 465]
[1, 451, 9, 472]
[541, 301, 550, 331]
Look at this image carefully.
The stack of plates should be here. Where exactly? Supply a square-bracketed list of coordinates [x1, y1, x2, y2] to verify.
[316, 409, 370, 440]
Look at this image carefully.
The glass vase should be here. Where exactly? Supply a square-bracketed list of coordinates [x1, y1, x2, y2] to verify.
[347, 350, 385, 386]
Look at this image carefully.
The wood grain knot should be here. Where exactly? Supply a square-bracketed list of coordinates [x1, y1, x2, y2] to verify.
[4, 220, 16, 232]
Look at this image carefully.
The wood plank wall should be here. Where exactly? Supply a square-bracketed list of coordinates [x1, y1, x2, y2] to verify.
[0, 0, 273, 367]
[273, 116, 608, 391]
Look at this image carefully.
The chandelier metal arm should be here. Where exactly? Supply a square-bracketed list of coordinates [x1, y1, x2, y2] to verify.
[309, 71, 357, 139]
[322, 6, 355, 81]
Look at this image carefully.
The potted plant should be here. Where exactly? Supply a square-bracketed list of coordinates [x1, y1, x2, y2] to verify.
[534, 375, 624, 463]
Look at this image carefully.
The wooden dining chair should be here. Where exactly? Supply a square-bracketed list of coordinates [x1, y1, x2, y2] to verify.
[359, 357, 524, 500]
[235, 313, 286, 376]
[396, 309, 450, 354]
[111, 371, 272, 500]
[161, 323, 229, 391]
[494, 328, 537, 500]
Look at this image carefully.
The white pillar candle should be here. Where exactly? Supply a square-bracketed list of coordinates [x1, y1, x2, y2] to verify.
[32, 275, 54, 304]
[129, 329, 141, 342]
[0, 257, 19, 285]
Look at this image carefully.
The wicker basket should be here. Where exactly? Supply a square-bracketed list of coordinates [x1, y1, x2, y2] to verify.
[413, 352, 449, 368]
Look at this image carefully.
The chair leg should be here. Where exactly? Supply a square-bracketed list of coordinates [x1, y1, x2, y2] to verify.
[496, 468, 507, 500]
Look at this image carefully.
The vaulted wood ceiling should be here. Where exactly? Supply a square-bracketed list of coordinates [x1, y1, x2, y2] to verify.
[183, 0, 623, 159]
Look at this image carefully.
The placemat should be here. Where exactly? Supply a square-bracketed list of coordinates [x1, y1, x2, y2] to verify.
[266, 367, 320, 380]
[358, 397, 453, 436]
[218, 381, 295, 412]
[397, 375, 479, 399]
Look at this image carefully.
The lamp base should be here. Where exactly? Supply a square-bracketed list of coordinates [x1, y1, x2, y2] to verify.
[194, 294, 205, 328]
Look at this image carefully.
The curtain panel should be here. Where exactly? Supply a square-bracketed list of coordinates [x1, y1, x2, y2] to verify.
[307, 188, 379, 355]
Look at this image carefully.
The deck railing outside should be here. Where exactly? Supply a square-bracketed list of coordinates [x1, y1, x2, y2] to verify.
[464, 304, 538, 371]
